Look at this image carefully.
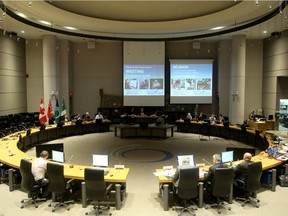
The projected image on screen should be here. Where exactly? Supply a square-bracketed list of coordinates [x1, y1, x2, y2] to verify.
[170, 59, 213, 104]
[123, 41, 165, 106]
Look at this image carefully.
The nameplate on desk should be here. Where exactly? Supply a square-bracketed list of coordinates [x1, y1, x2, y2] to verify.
[114, 165, 125, 169]
[163, 165, 173, 170]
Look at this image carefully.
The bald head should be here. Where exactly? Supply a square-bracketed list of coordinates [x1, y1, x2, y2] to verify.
[243, 152, 252, 161]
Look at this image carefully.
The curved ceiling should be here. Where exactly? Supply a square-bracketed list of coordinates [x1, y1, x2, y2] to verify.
[1, 1, 288, 41]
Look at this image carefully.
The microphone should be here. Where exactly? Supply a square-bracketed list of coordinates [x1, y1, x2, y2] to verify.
[202, 158, 212, 165]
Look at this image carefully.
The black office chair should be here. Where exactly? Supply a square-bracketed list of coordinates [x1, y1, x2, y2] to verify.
[205, 167, 234, 214]
[173, 167, 199, 216]
[19, 159, 46, 208]
[84, 168, 112, 215]
[235, 161, 262, 208]
[46, 163, 74, 212]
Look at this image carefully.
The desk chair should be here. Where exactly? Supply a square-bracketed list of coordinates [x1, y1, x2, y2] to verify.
[84, 168, 112, 215]
[46, 163, 74, 212]
[19, 159, 46, 208]
[235, 161, 262, 208]
[173, 167, 199, 216]
[205, 167, 234, 214]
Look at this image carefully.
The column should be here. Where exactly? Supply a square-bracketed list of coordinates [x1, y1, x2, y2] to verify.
[43, 35, 57, 108]
[229, 35, 246, 124]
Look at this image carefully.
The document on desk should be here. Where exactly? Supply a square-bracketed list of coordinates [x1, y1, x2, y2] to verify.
[153, 170, 175, 177]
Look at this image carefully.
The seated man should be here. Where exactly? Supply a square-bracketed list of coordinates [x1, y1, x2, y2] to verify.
[204, 154, 228, 194]
[32, 150, 50, 198]
[172, 157, 193, 193]
[233, 152, 254, 197]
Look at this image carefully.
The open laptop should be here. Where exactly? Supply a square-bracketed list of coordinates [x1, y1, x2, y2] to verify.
[92, 154, 109, 175]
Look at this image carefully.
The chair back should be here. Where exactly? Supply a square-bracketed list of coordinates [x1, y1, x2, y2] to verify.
[84, 168, 106, 201]
[212, 167, 234, 198]
[246, 161, 262, 192]
[47, 163, 66, 194]
[178, 167, 199, 199]
[20, 159, 35, 192]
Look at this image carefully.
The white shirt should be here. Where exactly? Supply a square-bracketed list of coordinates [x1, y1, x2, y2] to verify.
[32, 157, 47, 181]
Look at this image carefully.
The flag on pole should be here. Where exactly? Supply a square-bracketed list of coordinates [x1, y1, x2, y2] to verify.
[39, 98, 47, 124]
[61, 97, 67, 116]
[54, 97, 60, 124]
[47, 97, 52, 120]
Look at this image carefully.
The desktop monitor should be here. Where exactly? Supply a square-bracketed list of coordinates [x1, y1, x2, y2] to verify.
[92, 154, 109, 167]
[35, 143, 64, 160]
[177, 155, 195, 167]
[267, 148, 273, 157]
[226, 147, 256, 161]
[273, 146, 279, 153]
[184, 118, 191, 123]
[95, 118, 103, 125]
[52, 150, 65, 163]
[221, 151, 234, 163]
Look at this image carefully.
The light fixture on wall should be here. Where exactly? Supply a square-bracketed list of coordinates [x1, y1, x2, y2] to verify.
[232, 90, 239, 101]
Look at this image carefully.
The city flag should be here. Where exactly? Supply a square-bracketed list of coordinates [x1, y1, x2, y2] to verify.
[54, 97, 60, 124]
[61, 97, 67, 116]
[39, 98, 47, 124]
[47, 97, 52, 119]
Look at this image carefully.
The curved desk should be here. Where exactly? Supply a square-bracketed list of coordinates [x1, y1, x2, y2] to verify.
[155, 153, 284, 211]
[0, 122, 129, 210]
[175, 120, 269, 150]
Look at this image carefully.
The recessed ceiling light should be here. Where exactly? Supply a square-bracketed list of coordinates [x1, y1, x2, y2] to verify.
[17, 12, 27, 18]
[64, 26, 77, 30]
[39, 20, 51, 25]
[211, 26, 225, 30]
[263, 30, 267, 34]
[20, 30, 25, 34]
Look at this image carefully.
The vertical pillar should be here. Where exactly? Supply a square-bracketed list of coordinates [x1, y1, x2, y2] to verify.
[229, 35, 246, 124]
[43, 35, 57, 109]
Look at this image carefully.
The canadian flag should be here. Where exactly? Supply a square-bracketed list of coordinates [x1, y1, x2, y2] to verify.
[39, 98, 47, 124]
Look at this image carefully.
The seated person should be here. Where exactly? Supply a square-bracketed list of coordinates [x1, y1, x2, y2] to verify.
[32, 150, 50, 198]
[217, 114, 224, 124]
[198, 112, 207, 121]
[172, 157, 194, 194]
[204, 154, 228, 194]
[156, 114, 165, 125]
[95, 112, 104, 124]
[186, 113, 193, 121]
[233, 152, 254, 197]
[83, 112, 91, 121]
[209, 114, 216, 125]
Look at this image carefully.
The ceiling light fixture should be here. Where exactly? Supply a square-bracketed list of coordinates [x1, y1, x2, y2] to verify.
[17, 12, 27, 18]
[256, 0, 259, 7]
[39, 20, 51, 25]
[211, 26, 225, 30]
[64, 26, 77, 30]
[28, 2, 32, 7]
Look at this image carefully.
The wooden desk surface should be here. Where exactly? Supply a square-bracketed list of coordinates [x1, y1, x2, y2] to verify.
[0, 130, 129, 182]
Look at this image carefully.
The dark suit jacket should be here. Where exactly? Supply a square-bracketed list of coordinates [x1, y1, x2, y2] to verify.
[234, 161, 254, 182]
[204, 162, 228, 182]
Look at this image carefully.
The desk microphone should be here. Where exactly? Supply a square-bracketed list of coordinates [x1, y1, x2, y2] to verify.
[202, 158, 212, 165]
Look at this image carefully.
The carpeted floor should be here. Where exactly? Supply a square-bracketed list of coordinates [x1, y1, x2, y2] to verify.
[1, 127, 287, 216]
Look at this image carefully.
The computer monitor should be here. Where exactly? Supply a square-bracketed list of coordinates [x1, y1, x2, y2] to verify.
[92, 154, 109, 167]
[52, 150, 65, 163]
[267, 147, 273, 157]
[226, 147, 256, 161]
[35, 143, 64, 160]
[221, 151, 234, 163]
[95, 118, 103, 125]
[273, 146, 279, 153]
[177, 155, 195, 167]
